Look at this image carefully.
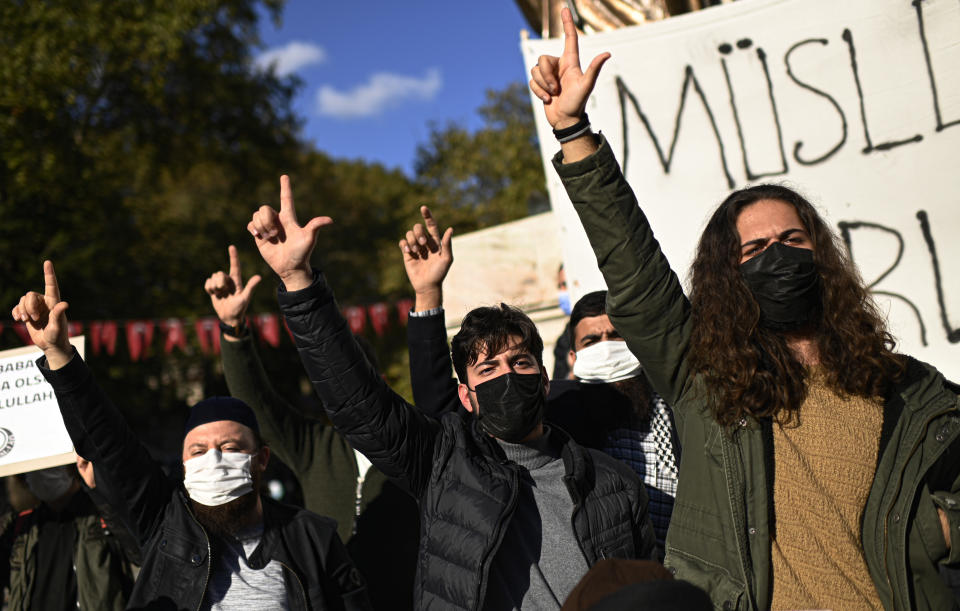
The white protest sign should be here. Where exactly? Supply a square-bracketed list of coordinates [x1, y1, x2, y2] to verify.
[0, 336, 84, 476]
[522, 0, 960, 380]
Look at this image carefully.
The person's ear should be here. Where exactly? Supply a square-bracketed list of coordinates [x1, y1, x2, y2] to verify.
[568, 349, 577, 366]
[255, 445, 270, 472]
[458, 383, 474, 413]
[541, 369, 550, 397]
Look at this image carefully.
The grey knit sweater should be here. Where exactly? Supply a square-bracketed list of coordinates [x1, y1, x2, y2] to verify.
[485, 428, 590, 610]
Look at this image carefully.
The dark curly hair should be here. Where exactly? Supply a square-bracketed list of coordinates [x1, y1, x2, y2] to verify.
[688, 184, 905, 427]
[451, 303, 544, 383]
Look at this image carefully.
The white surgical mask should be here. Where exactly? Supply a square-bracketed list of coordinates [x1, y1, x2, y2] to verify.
[24, 466, 76, 502]
[573, 340, 642, 384]
[183, 449, 253, 506]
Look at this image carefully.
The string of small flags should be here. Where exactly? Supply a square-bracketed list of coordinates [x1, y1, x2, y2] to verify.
[0, 299, 414, 361]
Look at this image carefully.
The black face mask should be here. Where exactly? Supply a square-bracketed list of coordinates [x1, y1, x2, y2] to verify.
[740, 242, 821, 332]
[472, 372, 546, 443]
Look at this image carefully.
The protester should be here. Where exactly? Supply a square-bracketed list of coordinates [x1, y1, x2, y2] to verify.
[397, 213, 678, 552]
[0, 461, 136, 610]
[12, 262, 371, 610]
[246, 177, 657, 610]
[529, 8, 960, 610]
[558, 290, 679, 551]
[205, 245, 419, 611]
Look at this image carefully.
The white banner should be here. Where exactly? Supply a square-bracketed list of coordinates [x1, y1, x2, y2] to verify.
[0, 337, 84, 476]
[522, 0, 960, 380]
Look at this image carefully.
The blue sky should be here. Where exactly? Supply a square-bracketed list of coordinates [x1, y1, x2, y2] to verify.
[256, 1, 536, 175]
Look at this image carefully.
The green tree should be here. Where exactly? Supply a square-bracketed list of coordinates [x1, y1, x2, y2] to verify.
[413, 82, 548, 233]
[0, 0, 302, 450]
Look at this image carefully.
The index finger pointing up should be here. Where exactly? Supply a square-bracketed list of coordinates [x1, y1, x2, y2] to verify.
[561, 7, 580, 63]
[280, 174, 298, 224]
[43, 260, 60, 302]
[228, 245, 242, 285]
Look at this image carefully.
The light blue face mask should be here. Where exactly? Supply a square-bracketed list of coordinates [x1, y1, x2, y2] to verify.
[557, 291, 572, 316]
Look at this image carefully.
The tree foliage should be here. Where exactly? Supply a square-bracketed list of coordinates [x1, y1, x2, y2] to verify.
[0, 0, 302, 449]
[412, 82, 548, 234]
[0, 0, 546, 454]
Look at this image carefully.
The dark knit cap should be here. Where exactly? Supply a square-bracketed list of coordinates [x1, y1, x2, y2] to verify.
[184, 396, 259, 437]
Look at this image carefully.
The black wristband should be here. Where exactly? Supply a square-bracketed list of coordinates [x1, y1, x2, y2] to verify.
[219, 318, 247, 338]
[553, 113, 590, 142]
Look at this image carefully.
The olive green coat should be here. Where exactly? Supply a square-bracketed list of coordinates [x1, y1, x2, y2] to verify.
[554, 136, 960, 610]
[0, 495, 134, 611]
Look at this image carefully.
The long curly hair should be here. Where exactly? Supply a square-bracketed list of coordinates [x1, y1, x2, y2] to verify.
[687, 184, 905, 427]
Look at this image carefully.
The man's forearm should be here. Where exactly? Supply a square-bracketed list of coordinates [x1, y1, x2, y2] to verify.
[41, 344, 74, 370]
[414, 287, 442, 312]
[559, 130, 600, 165]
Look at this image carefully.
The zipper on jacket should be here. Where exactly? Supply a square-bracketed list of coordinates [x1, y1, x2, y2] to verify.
[473, 466, 520, 610]
[181, 497, 212, 611]
[566, 478, 592, 564]
[721, 430, 755, 610]
[73, 560, 80, 610]
[881, 407, 957, 609]
[353, 471, 365, 537]
[277, 560, 308, 610]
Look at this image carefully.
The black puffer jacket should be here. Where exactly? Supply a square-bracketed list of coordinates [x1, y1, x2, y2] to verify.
[278, 272, 657, 611]
[39, 352, 371, 611]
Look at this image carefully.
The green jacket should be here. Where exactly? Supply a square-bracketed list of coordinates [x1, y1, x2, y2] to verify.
[554, 136, 960, 610]
[0, 491, 135, 611]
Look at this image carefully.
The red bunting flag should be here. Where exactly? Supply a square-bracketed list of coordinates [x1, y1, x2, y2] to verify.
[368, 303, 389, 336]
[343, 306, 366, 334]
[1, 298, 416, 359]
[253, 313, 281, 348]
[12, 323, 32, 345]
[395, 299, 414, 326]
[194, 318, 221, 355]
[161, 319, 188, 354]
[125, 321, 155, 361]
[89, 321, 118, 356]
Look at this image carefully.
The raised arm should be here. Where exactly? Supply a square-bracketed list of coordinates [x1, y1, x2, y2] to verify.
[399, 206, 461, 417]
[530, 8, 695, 414]
[205, 246, 322, 474]
[247, 177, 441, 495]
[12, 262, 173, 544]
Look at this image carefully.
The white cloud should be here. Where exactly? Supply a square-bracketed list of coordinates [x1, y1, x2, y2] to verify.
[255, 41, 326, 77]
[315, 68, 442, 119]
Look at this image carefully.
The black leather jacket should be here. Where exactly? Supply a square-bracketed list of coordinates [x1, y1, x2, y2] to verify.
[278, 272, 657, 611]
[39, 352, 371, 611]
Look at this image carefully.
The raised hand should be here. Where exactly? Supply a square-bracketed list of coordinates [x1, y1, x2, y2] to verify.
[204, 245, 262, 329]
[76, 456, 96, 489]
[11, 261, 72, 365]
[399, 206, 454, 311]
[248, 175, 333, 291]
[529, 7, 611, 129]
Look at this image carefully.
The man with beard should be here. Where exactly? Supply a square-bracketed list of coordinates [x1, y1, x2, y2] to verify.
[528, 8, 960, 610]
[245, 177, 657, 610]
[204, 245, 420, 611]
[553, 290, 679, 553]
[11, 261, 371, 611]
